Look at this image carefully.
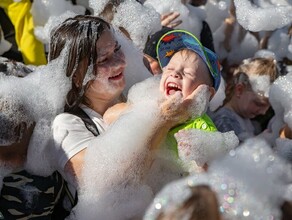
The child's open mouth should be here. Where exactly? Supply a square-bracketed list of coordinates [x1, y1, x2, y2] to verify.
[166, 82, 182, 95]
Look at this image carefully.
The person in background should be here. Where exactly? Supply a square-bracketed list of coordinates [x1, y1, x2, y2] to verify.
[144, 183, 221, 220]
[143, 27, 173, 75]
[210, 57, 278, 142]
[0, 0, 47, 65]
[0, 9, 23, 62]
[0, 63, 67, 218]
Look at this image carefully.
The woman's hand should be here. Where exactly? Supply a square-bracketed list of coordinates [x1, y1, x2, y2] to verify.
[159, 85, 211, 127]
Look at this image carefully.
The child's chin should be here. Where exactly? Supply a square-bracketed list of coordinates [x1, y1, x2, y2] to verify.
[166, 91, 183, 98]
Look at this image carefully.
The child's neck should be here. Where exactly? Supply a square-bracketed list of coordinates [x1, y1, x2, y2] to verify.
[225, 99, 241, 116]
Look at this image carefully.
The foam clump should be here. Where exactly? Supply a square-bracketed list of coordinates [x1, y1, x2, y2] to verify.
[234, 0, 292, 32]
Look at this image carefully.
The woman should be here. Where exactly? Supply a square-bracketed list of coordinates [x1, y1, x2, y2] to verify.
[49, 15, 126, 206]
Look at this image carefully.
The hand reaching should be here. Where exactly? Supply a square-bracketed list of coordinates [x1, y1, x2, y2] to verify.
[161, 11, 182, 28]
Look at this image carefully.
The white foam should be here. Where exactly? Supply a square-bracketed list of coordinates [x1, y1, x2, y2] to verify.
[112, 0, 161, 50]
[115, 29, 152, 95]
[175, 129, 239, 167]
[0, 48, 72, 176]
[209, 76, 226, 111]
[234, 0, 292, 32]
[145, 0, 204, 38]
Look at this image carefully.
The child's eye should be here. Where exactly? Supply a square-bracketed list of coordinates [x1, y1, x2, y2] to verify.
[166, 66, 174, 71]
[114, 44, 121, 53]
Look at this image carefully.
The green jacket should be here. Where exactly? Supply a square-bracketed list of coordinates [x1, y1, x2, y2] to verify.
[166, 113, 217, 156]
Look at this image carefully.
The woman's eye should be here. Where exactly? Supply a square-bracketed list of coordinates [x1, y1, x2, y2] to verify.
[98, 57, 108, 64]
[114, 44, 121, 53]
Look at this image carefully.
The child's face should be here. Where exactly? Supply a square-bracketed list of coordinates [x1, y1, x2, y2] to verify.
[237, 89, 270, 119]
[160, 50, 211, 99]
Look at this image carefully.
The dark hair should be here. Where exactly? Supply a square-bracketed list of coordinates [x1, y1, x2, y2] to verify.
[48, 15, 110, 112]
[143, 27, 173, 60]
[0, 57, 33, 77]
[281, 200, 292, 220]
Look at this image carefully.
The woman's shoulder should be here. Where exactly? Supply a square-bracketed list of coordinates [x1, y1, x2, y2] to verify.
[53, 112, 84, 128]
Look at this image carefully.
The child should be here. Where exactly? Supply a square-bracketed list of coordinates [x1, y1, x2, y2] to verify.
[210, 57, 278, 142]
[156, 30, 221, 156]
[104, 30, 237, 171]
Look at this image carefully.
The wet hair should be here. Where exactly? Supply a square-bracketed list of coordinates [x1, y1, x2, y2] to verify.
[143, 27, 173, 60]
[281, 200, 292, 220]
[224, 57, 279, 104]
[0, 96, 33, 146]
[0, 57, 33, 77]
[48, 15, 110, 112]
[156, 185, 221, 220]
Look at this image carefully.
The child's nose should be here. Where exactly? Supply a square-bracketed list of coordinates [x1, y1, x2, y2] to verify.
[171, 70, 182, 78]
[258, 105, 270, 115]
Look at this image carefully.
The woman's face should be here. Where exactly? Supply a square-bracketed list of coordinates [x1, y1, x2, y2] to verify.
[86, 29, 127, 101]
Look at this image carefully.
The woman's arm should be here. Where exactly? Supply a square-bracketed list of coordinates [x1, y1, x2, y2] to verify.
[103, 102, 130, 125]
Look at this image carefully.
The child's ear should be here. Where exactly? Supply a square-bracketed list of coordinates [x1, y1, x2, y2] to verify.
[234, 83, 245, 97]
[208, 86, 216, 101]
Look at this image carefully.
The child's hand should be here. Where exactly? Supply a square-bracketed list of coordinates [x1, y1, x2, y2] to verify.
[159, 85, 211, 126]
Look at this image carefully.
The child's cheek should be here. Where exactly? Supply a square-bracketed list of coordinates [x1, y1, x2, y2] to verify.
[159, 77, 166, 94]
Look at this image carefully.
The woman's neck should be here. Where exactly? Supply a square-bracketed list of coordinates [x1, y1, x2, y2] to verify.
[84, 95, 122, 116]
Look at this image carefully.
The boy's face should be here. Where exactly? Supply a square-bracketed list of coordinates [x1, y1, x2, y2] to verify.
[160, 50, 211, 99]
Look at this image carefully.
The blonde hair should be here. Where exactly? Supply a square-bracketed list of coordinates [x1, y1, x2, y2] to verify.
[224, 57, 278, 104]
[180, 49, 214, 87]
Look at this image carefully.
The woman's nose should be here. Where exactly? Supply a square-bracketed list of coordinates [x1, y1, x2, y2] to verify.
[112, 53, 126, 68]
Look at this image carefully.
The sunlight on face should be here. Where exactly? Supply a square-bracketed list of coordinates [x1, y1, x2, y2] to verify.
[238, 89, 270, 119]
[159, 50, 211, 99]
[86, 29, 127, 101]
